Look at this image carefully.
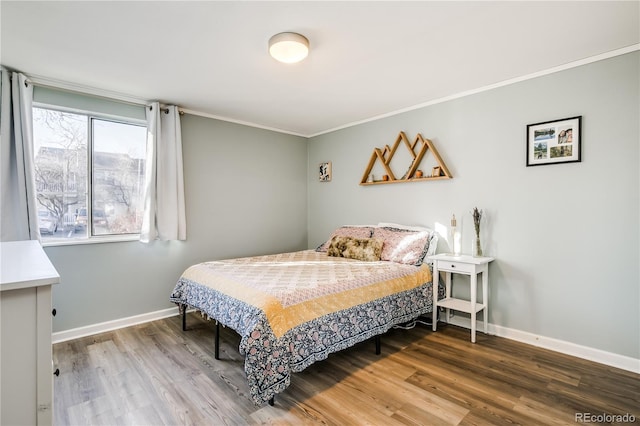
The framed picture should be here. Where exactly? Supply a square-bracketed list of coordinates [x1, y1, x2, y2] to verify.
[431, 166, 441, 177]
[526, 116, 581, 166]
[319, 161, 332, 182]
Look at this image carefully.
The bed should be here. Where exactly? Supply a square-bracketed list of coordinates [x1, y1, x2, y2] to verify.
[170, 224, 440, 405]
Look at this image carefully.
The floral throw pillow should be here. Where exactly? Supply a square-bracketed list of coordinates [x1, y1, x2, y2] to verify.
[327, 236, 384, 261]
[316, 226, 374, 252]
[372, 226, 432, 265]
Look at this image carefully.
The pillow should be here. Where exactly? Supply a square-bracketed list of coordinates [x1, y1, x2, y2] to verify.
[424, 232, 439, 260]
[316, 226, 374, 252]
[377, 222, 431, 232]
[376, 222, 438, 264]
[327, 236, 384, 261]
[372, 226, 433, 265]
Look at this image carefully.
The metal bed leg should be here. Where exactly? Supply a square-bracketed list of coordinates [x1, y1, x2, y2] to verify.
[215, 321, 220, 360]
[268, 397, 275, 406]
[181, 304, 187, 331]
[375, 335, 381, 355]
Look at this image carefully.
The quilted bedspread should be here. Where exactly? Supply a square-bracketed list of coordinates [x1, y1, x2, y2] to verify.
[170, 250, 434, 405]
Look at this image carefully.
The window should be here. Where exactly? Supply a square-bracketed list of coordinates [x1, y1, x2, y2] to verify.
[33, 107, 147, 243]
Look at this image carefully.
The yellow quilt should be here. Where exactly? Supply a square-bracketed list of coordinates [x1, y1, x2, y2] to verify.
[171, 249, 435, 405]
[180, 250, 432, 338]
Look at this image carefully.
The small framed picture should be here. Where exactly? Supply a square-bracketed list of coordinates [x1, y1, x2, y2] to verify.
[319, 161, 332, 182]
[526, 116, 581, 166]
[431, 166, 441, 177]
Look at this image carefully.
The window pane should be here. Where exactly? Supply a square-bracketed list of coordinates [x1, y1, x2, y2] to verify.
[92, 119, 146, 235]
[33, 107, 147, 242]
[33, 108, 88, 241]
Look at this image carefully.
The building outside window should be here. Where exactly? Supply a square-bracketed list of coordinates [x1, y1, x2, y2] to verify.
[33, 106, 147, 242]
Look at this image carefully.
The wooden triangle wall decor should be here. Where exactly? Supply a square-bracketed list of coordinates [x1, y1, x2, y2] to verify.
[360, 131, 452, 185]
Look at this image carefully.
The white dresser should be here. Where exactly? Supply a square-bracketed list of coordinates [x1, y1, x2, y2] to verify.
[1, 240, 60, 426]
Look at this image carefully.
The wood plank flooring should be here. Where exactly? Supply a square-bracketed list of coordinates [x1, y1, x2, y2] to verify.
[53, 314, 640, 425]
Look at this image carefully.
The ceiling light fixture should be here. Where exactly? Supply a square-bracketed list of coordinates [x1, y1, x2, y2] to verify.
[268, 32, 309, 64]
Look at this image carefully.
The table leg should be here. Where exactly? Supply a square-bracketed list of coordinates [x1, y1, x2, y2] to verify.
[470, 272, 477, 343]
[482, 269, 488, 334]
[432, 266, 440, 331]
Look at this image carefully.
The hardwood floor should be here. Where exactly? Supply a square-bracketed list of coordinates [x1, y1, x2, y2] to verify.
[53, 314, 640, 425]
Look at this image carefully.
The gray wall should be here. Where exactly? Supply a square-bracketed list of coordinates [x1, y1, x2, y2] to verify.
[44, 52, 639, 361]
[307, 52, 639, 359]
[47, 114, 308, 332]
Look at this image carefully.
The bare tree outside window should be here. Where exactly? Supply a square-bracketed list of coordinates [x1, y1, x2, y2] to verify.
[92, 118, 146, 236]
[33, 107, 146, 241]
[33, 109, 88, 238]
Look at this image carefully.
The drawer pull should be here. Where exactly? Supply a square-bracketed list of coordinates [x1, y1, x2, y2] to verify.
[52, 308, 57, 317]
[451, 264, 456, 268]
[53, 368, 60, 377]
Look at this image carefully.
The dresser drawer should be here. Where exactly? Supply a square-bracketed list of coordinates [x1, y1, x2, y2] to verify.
[436, 260, 475, 274]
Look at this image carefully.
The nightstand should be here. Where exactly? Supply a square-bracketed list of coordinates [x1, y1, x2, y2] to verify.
[429, 253, 494, 343]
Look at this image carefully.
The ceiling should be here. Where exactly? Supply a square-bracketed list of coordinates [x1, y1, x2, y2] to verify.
[2, 1, 638, 137]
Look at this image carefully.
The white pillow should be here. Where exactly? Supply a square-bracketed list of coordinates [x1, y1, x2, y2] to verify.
[377, 222, 432, 232]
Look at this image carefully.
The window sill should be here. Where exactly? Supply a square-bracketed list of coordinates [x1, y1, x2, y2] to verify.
[41, 234, 140, 247]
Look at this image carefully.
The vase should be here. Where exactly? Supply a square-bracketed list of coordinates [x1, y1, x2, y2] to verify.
[472, 233, 483, 257]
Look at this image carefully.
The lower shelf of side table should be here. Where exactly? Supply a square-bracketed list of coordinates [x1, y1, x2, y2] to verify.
[438, 297, 485, 314]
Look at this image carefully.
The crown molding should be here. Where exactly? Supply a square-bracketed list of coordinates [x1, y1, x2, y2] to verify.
[309, 44, 640, 138]
[14, 44, 639, 139]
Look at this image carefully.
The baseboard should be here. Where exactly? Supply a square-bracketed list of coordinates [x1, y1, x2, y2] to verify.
[444, 316, 640, 374]
[53, 307, 640, 374]
[52, 306, 181, 344]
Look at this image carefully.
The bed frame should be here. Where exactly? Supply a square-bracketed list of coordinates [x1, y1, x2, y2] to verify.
[180, 304, 382, 406]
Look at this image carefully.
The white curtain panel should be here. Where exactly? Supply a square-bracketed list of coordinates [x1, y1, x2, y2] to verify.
[140, 102, 186, 243]
[0, 70, 39, 242]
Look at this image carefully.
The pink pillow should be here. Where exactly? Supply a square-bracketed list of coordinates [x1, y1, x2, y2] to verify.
[316, 226, 374, 252]
[372, 226, 432, 265]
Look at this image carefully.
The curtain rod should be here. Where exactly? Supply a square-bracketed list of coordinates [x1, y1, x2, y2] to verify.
[23, 73, 182, 114]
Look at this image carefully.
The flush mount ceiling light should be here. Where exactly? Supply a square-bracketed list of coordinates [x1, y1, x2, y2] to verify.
[268, 32, 309, 64]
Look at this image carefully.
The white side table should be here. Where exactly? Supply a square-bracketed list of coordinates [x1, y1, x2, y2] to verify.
[429, 253, 494, 343]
